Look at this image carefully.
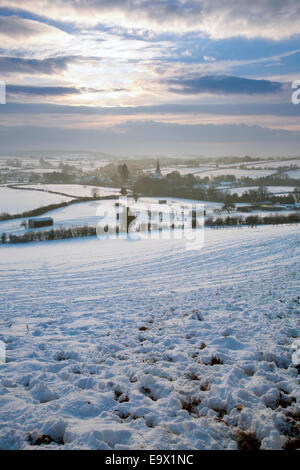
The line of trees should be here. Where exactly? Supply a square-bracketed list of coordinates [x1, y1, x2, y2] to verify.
[1, 226, 97, 244]
[206, 212, 300, 227]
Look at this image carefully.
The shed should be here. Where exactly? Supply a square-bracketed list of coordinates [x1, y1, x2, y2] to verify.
[28, 217, 54, 229]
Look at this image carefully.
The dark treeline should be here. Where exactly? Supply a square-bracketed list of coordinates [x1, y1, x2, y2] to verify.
[133, 173, 300, 204]
[1, 225, 97, 244]
[1, 212, 299, 244]
[206, 212, 300, 227]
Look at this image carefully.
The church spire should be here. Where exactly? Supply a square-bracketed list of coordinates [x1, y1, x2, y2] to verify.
[155, 159, 161, 176]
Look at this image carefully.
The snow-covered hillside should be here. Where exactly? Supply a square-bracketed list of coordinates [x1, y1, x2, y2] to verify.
[18, 184, 121, 198]
[0, 198, 218, 238]
[0, 187, 72, 215]
[219, 186, 296, 196]
[284, 169, 300, 180]
[0, 225, 299, 450]
[174, 168, 276, 179]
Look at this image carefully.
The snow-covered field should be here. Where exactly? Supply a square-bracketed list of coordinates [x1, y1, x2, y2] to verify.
[153, 167, 278, 179]
[284, 170, 300, 180]
[155, 167, 276, 179]
[159, 166, 215, 176]
[196, 169, 276, 180]
[0, 225, 299, 450]
[0, 196, 297, 238]
[244, 160, 300, 169]
[17, 169, 58, 174]
[219, 186, 297, 196]
[0, 200, 115, 236]
[0, 187, 72, 215]
[18, 184, 121, 198]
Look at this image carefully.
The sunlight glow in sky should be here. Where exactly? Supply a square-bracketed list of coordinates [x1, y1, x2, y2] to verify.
[0, 0, 300, 155]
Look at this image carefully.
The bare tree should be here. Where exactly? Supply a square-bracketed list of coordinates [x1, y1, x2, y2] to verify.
[91, 187, 99, 198]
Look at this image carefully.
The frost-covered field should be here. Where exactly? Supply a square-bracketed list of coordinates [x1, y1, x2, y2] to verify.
[159, 166, 215, 176]
[0, 187, 72, 215]
[0, 196, 297, 238]
[0, 225, 299, 450]
[157, 167, 276, 179]
[0, 198, 220, 237]
[244, 160, 300, 169]
[0, 200, 115, 236]
[18, 184, 121, 198]
[284, 169, 300, 180]
[196, 168, 276, 179]
[219, 186, 297, 196]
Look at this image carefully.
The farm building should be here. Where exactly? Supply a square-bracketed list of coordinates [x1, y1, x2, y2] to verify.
[28, 217, 53, 229]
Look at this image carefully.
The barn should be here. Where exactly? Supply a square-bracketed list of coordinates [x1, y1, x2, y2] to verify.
[28, 217, 54, 229]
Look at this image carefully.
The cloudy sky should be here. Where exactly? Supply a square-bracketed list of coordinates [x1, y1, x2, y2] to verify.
[0, 0, 300, 156]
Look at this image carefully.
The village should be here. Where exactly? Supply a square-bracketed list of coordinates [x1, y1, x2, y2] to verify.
[0, 154, 299, 244]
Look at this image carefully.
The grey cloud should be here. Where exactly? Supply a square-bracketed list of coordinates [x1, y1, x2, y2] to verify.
[0, 56, 75, 75]
[2, 102, 299, 117]
[1, 1, 300, 39]
[6, 85, 84, 96]
[0, 14, 63, 38]
[5, 85, 127, 97]
[117, 120, 300, 143]
[166, 75, 283, 95]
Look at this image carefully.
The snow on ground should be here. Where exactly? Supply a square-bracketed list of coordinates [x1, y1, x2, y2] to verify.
[0, 200, 117, 236]
[0, 196, 297, 238]
[284, 170, 300, 180]
[196, 169, 276, 180]
[218, 186, 297, 196]
[148, 167, 276, 179]
[18, 184, 121, 198]
[0, 187, 73, 215]
[17, 169, 59, 174]
[0, 225, 299, 450]
[0, 197, 232, 237]
[140, 197, 223, 212]
[159, 166, 215, 176]
[244, 160, 300, 169]
[0, 169, 57, 174]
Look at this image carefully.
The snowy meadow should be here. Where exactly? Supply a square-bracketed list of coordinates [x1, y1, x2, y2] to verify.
[0, 225, 299, 450]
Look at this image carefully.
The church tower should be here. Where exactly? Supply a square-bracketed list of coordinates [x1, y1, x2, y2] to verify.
[155, 159, 162, 177]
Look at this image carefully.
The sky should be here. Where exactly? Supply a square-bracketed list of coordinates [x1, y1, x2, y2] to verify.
[0, 0, 300, 156]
